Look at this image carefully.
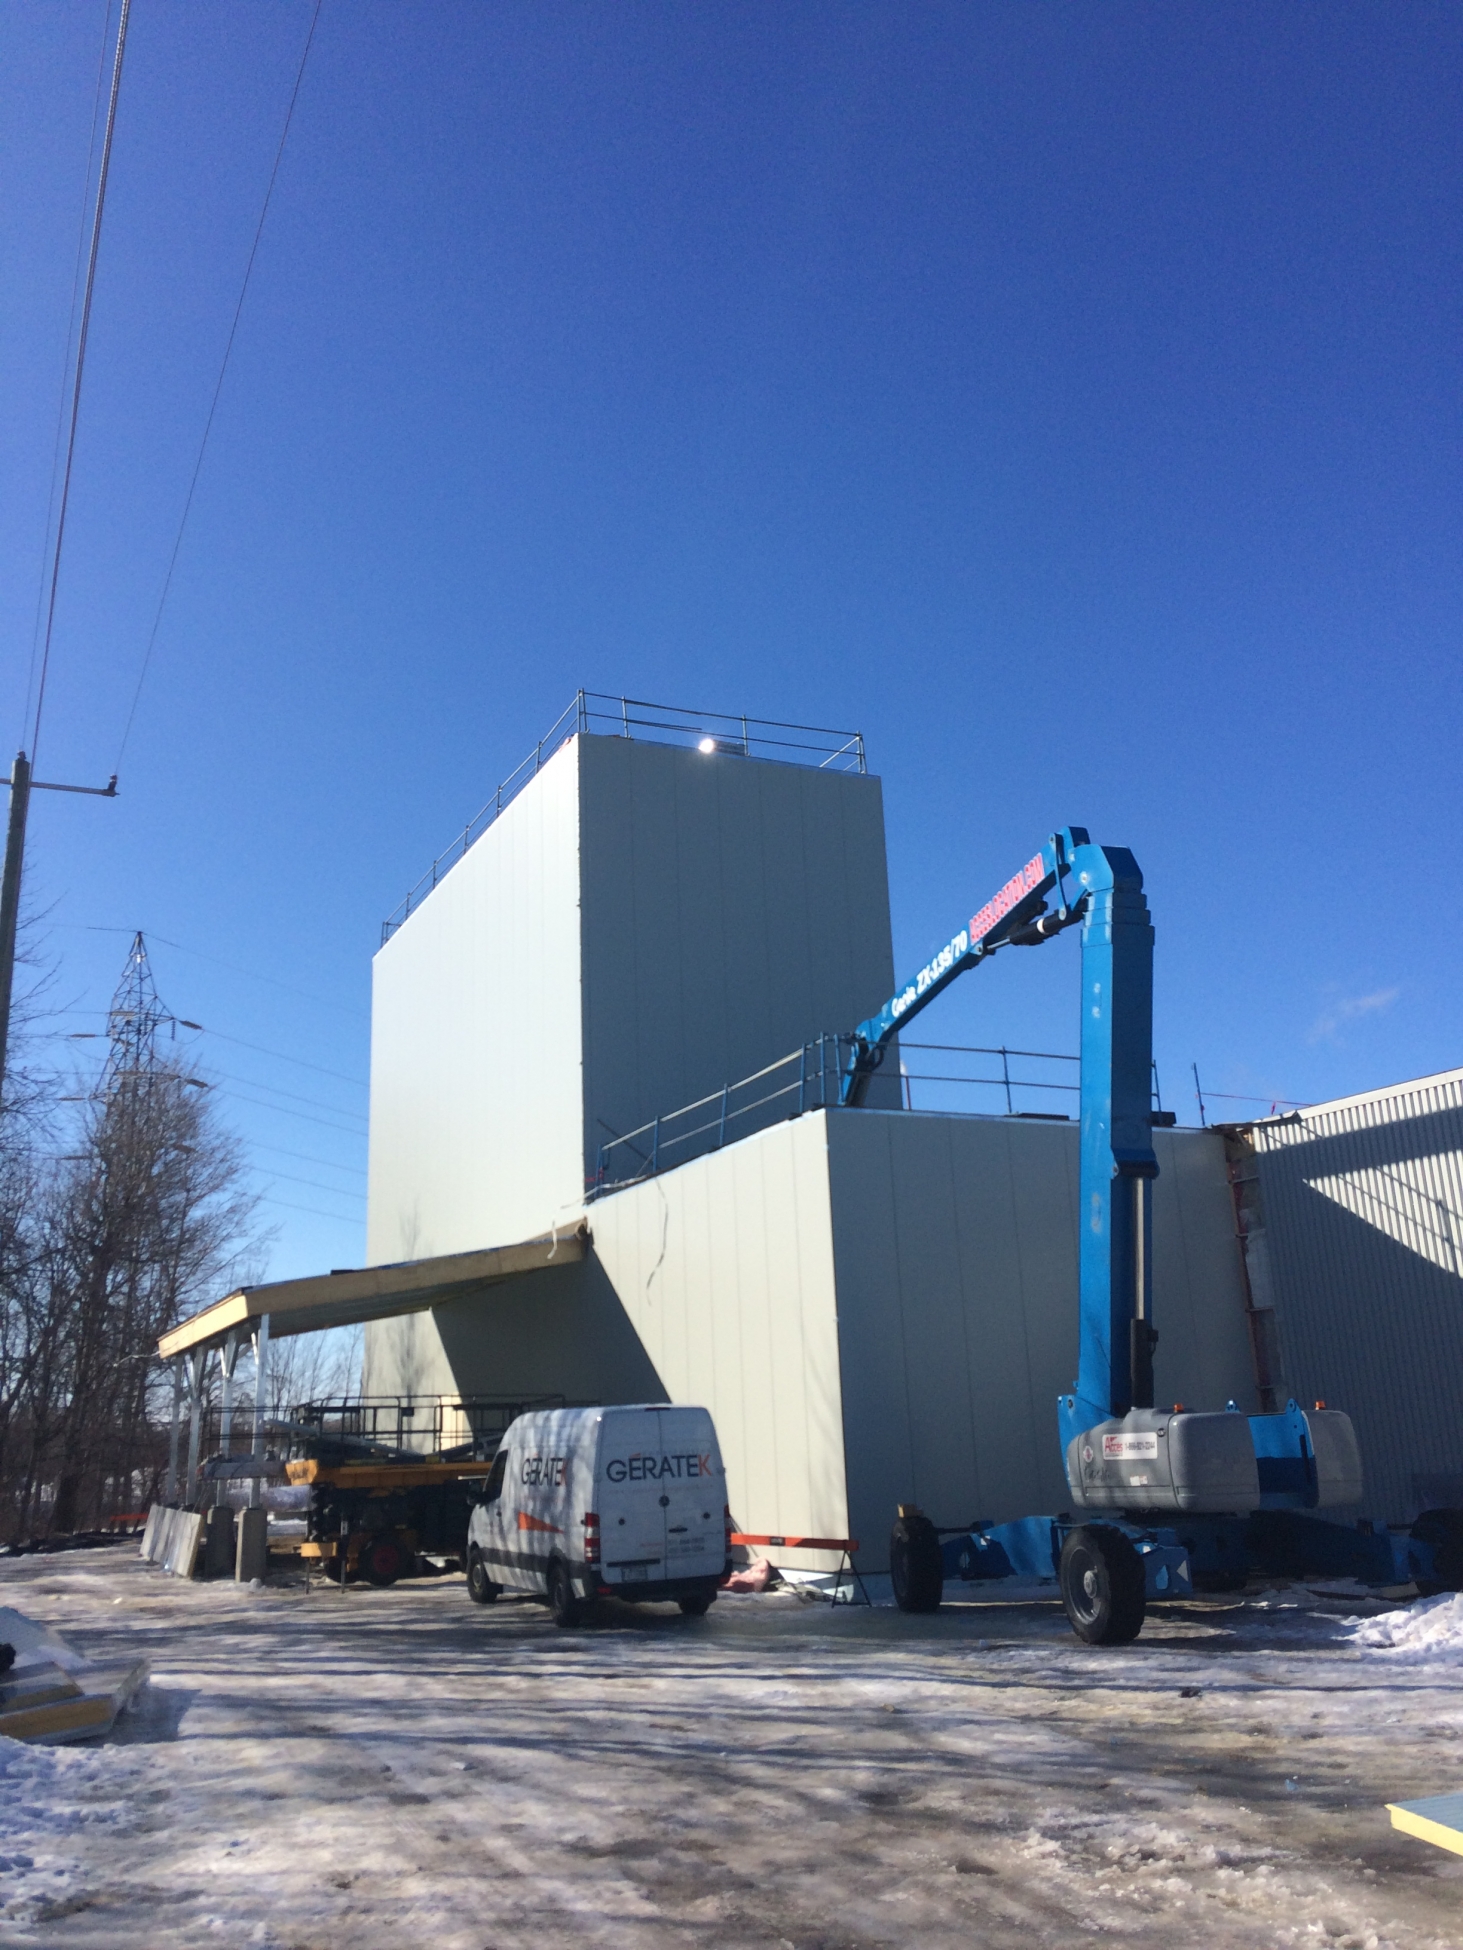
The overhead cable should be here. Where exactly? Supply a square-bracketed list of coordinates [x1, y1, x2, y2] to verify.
[116, 0, 324, 767]
[30, 0, 133, 767]
[24, 6, 115, 744]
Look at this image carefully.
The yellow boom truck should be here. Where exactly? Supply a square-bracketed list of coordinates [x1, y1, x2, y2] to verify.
[279, 1396, 562, 1585]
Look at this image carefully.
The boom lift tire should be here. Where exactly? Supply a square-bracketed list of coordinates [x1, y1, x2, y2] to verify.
[890, 1512, 943, 1614]
[1059, 1526, 1145, 1645]
[547, 1556, 584, 1628]
[466, 1545, 500, 1605]
[1412, 1509, 1463, 1596]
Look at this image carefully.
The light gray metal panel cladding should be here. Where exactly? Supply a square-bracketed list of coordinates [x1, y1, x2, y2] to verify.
[587, 1113, 850, 1564]
[576, 735, 897, 1178]
[1247, 1072, 1463, 1522]
[367, 737, 585, 1262]
[824, 1112, 1250, 1557]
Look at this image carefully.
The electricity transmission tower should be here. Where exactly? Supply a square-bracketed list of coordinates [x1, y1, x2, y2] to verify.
[103, 930, 173, 1095]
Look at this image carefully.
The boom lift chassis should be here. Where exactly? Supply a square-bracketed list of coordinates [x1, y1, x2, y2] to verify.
[843, 828, 1460, 1642]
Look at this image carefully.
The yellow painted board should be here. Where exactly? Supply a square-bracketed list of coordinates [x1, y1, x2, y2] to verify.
[1387, 1795, 1463, 1857]
[0, 1692, 117, 1743]
[285, 1459, 489, 1488]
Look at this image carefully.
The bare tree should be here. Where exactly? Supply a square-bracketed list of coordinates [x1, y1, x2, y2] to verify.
[0, 935, 265, 1539]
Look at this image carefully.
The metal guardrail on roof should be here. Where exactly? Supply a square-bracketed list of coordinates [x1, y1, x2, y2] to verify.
[590, 1042, 1176, 1196]
[381, 690, 867, 942]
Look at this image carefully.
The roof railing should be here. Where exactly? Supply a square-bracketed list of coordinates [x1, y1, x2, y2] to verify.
[589, 1042, 1173, 1195]
[381, 690, 866, 942]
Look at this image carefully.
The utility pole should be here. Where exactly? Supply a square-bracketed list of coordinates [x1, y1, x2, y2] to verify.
[1, 0, 132, 1115]
[0, 752, 116, 1113]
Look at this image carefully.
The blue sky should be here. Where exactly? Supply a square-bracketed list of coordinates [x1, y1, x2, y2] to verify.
[3, 2, 1459, 1281]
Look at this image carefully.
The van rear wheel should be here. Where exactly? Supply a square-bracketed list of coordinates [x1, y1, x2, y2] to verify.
[547, 1557, 584, 1628]
[678, 1590, 713, 1616]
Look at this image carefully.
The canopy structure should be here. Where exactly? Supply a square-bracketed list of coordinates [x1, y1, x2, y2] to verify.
[157, 1223, 589, 1361]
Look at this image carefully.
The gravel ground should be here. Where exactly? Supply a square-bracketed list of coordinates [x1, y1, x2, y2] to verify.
[2, 1545, 1461, 1949]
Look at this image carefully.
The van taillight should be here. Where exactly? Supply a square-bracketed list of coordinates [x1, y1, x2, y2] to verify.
[583, 1512, 600, 1564]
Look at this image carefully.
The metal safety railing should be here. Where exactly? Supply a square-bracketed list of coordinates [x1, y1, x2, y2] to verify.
[285, 1394, 567, 1461]
[381, 691, 866, 940]
[590, 1042, 1171, 1196]
[183, 1394, 569, 1477]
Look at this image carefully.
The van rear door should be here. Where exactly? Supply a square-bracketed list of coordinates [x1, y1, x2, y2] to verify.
[655, 1408, 726, 1579]
[595, 1409, 671, 1589]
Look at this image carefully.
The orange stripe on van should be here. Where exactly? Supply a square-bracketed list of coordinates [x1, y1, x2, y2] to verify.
[729, 1533, 860, 1553]
[517, 1512, 564, 1534]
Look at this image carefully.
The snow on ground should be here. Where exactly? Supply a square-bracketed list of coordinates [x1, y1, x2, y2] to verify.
[1349, 1594, 1463, 1662]
[2, 1549, 1462, 1949]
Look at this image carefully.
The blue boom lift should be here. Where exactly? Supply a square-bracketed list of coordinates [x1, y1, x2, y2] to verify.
[843, 828, 1461, 1643]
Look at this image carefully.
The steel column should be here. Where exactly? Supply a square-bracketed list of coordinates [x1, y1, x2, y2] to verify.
[165, 1358, 183, 1504]
[249, 1314, 271, 1509]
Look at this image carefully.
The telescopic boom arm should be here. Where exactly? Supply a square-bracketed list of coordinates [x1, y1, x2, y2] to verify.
[840, 827, 1160, 1439]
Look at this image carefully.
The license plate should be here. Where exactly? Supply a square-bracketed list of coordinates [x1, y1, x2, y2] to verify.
[621, 1565, 648, 1583]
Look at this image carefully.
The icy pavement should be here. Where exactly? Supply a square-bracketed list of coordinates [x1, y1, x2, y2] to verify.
[2, 1551, 1462, 1948]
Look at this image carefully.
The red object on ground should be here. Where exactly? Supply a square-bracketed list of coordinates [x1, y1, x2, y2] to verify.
[720, 1558, 776, 1593]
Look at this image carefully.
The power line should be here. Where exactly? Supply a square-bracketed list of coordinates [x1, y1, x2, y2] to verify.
[115, 0, 324, 766]
[242, 1141, 366, 1179]
[31, 0, 132, 768]
[63, 924, 367, 1019]
[256, 1192, 361, 1224]
[216, 1086, 368, 1137]
[24, 6, 115, 742]
[254, 1167, 365, 1202]
[191, 1026, 365, 1089]
[207, 1066, 367, 1123]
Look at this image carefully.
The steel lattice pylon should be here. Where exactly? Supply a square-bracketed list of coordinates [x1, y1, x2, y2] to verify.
[103, 931, 172, 1098]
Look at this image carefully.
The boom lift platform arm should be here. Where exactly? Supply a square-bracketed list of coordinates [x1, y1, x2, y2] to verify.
[860, 831, 1456, 1642]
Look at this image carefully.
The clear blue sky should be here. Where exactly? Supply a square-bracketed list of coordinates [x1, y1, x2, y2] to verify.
[3, 2, 1459, 1281]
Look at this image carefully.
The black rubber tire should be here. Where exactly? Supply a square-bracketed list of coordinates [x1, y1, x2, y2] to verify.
[360, 1536, 409, 1587]
[547, 1557, 584, 1628]
[1060, 1526, 1146, 1645]
[466, 1545, 499, 1606]
[890, 1513, 943, 1614]
[1412, 1509, 1463, 1595]
[677, 1590, 713, 1617]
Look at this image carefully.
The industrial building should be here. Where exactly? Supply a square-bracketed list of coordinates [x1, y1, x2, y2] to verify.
[160, 696, 1463, 1574]
[359, 698, 1254, 1567]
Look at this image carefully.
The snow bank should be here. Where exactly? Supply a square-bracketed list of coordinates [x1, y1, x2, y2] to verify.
[1348, 1591, 1463, 1659]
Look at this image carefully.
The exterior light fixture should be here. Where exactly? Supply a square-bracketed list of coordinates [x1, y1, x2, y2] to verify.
[697, 737, 716, 754]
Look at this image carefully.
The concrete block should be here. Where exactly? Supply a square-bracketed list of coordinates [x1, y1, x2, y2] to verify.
[203, 1505, 236, 1579]
[235, 1505, 268, 1582]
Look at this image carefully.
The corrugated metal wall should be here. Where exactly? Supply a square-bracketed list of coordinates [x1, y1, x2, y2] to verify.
[365, 1104, 1254, 1574]
[578, 733, 900, 1183]
[367, 736, 586, 1264]
[825, 1112, 1255, 1559]
[1238, 1068, 1463, 1523]
[589, 1115, 849, 1570]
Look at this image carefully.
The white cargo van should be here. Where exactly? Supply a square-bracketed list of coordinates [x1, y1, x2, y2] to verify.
[465, 1405, 730, 1626]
